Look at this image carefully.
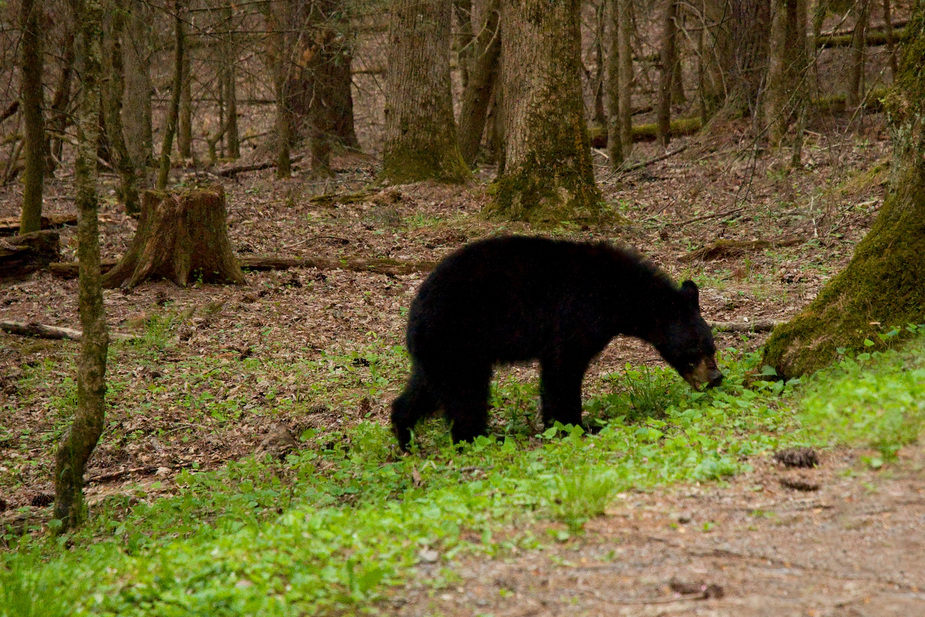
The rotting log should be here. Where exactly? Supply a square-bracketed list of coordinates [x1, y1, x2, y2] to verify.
[0, 320, 135, 342]
[101, 186, 246, 289]
[0, 230, 60, 281]
[680, 237, 805, 262]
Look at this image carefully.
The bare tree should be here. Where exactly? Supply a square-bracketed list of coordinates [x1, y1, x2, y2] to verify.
[491, 0, 600, 223]
[157, 0, 186, 189]
[381, 0, 469, 184]
[267, 0, 292, 178]
[54, 0, 109, 532]
[19, 0, 45, 234]
[762, 6, 925, 378]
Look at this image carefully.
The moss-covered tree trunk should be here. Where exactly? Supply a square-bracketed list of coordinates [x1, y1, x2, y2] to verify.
[19, 0, 45, 235]
[381, 0, 470, 184]
[762, 4, 925, 378]
[490, 0, 601, 224]
[54, 0, 109, 532]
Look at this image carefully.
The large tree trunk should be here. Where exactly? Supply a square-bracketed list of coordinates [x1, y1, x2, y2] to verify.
[19, 0, 45, 235]
[762, 6, 925, 378]
[55, 0, 109, 532]
[329, 38, 359, 150]
[381, 0, 470, 184]
[101, 187, 246, 289]
[102, 0, 141, 216]
[490, 0, 600, 223]
[457, 0, 500, 166]
[157, 0, 185, 189]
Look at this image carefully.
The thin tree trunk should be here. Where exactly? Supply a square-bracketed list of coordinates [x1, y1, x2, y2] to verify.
[592, 1, 607, 125]
[492, 0, 600, 223]
[103, 0, 140, 215]
[847, 0, 870, 110]
[55, 0, 109, 532]
[178, 27, 193, 159]
[766, 0, 808, 149]
[657, 0, 678, 146]
[223, 3, 240, 159]
[45, 33, 74, 174]
[19, 0, 45, 235]
[268, 0, 291, 178]
[882, 0, 898, 79]
[454, 0, 474, 89]
[381, 0, 469, 184]
[617, 0, 633, 158]
[157, 0, 185, 190]
[457, 0, 500, 166]
[329, 45, 359, 150]
[123, 0, 153, 166]
[606, 0, 623, 167]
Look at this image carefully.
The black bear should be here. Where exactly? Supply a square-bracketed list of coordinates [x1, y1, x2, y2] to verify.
[391, 235, 722, 450]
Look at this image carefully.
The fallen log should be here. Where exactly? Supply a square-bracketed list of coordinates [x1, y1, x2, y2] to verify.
[0, 320, 136, 341]
[215, 154, 305, 177]
[0, 230, 60, 281]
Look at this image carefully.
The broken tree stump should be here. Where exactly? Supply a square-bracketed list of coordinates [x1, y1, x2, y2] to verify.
[0, 230, 60, 281]
[102, 186, 246, 289]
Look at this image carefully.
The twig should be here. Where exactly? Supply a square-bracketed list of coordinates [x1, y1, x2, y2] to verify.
[608, 144, 689, 181]
[678, 205, 745, 226]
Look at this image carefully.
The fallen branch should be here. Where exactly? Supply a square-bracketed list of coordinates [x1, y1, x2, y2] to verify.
[680, 236, 805, 262]
[709, 320, 779, 333]
[609, 145, 689, 181]
[215, 154, 305, 177]
[0, 320, 137, 342]
[49, 254, 436, 280]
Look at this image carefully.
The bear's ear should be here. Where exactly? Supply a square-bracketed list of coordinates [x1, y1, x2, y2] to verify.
[680, 280, 699, 304]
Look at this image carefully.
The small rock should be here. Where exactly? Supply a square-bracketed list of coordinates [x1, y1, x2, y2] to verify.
[418, 548, 440, 563]
[773, 447, 819, 468]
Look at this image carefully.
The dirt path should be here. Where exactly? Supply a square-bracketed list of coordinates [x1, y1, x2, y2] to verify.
[394, 446, 925, 616]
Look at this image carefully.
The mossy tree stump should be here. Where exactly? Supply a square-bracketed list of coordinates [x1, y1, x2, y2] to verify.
[761, 7, 925, 378]
[102, 186, 246, 289]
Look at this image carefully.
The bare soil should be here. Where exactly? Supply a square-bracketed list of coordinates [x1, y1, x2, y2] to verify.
[2, 113, 921, 614]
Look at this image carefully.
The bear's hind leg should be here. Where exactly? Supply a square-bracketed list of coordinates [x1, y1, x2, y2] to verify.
[391, 364, 439, 450]
[436, 366, 492, 444]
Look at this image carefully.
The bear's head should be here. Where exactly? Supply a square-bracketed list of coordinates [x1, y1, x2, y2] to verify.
[652, 280, 723, 390]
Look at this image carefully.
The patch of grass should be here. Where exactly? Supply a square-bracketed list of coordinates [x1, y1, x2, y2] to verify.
[5, 333, 925, 615]
[797, 327, 925, 462]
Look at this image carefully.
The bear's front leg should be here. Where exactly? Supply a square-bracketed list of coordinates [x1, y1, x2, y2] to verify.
[539, 356, 590, 429]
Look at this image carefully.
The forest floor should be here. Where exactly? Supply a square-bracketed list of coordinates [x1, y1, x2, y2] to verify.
[2, 112, 924, 615]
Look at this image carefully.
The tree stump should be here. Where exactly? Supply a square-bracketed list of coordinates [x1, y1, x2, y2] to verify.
[102, 186, 246, 289]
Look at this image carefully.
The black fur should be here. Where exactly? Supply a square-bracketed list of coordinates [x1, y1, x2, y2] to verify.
[391, 236, 721, 450]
